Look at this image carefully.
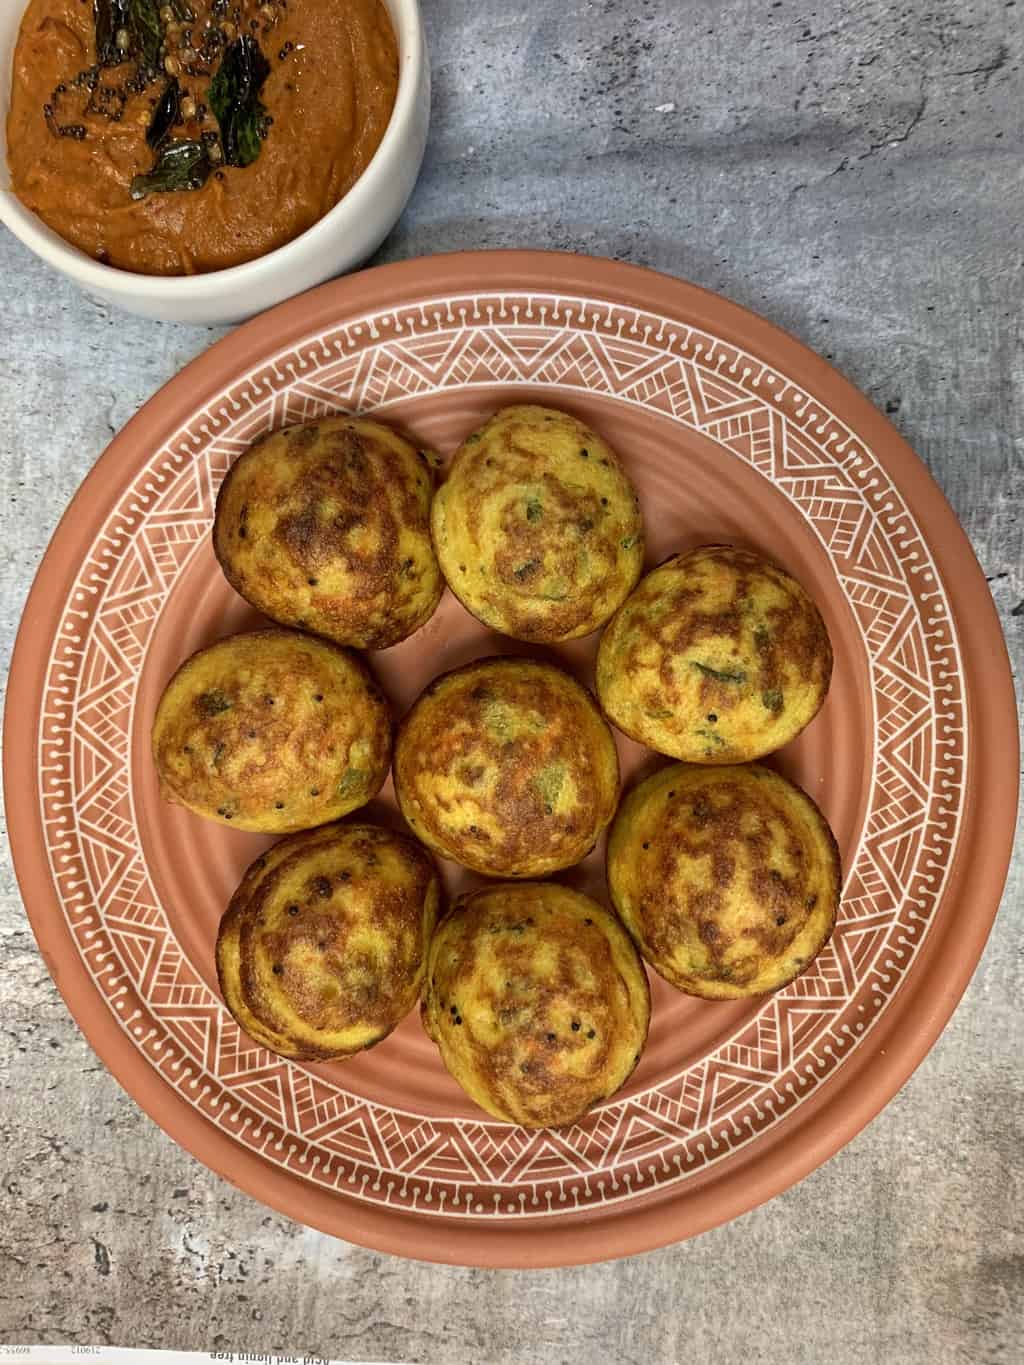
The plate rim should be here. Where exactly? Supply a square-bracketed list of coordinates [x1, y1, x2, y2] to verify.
[4, 248, 1018, 1267]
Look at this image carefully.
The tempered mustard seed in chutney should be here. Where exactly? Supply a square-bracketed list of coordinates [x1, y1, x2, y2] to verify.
[7, 0, 398, 274]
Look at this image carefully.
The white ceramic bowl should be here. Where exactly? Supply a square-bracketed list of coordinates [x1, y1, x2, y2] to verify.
[0, 0, 429, 324]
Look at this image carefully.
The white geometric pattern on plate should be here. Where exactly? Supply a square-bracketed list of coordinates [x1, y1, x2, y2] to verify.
[39, 291, 964, 1218]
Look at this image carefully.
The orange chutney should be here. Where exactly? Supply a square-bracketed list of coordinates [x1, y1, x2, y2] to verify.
[7, 0, 398, 275]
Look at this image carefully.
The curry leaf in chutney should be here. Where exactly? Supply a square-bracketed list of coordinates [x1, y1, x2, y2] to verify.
[93, 0, 128, 65]
[147, 79, 181, 149]
[209, 37, 271, 168]
[129, 139, 212, 200]
[128, 0, 163, 68]
[94, 0, 163, 69]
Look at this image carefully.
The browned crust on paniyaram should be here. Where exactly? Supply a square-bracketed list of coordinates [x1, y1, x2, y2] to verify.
[421, 882, 650, 1127]
[151, 628, 392, 833]
[393, 656, 620, 878]
[607, 762, 840, 1000]
[216, 823, 440, 1061]
[214, 416, 444, 650]
[597, 545, 833, 763]
[430, 405, 644, 642]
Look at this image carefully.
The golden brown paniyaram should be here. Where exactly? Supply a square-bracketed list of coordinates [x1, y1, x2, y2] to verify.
[217, 822, 440, 1060]
[393, 656, 620, 878]
[431, 404, 644, 642]
[421, 881, 650, 1127]
[607, 762, 840, 999]
[214, 416, 443, 650]
[151, 628, 391, 833]
[597, 544, 832, 763]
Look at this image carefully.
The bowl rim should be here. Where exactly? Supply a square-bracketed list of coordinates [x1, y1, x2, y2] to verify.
[0, 0, 423, 296]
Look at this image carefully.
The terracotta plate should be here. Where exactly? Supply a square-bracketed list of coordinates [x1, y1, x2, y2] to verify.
[5, 252, 1017, 1267]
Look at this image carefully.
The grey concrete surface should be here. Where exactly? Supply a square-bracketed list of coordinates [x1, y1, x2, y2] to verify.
[1, 0, 1022, 1360]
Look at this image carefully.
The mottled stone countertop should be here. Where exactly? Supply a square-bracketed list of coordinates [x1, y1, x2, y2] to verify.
[1, 0, 1021, 1360]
